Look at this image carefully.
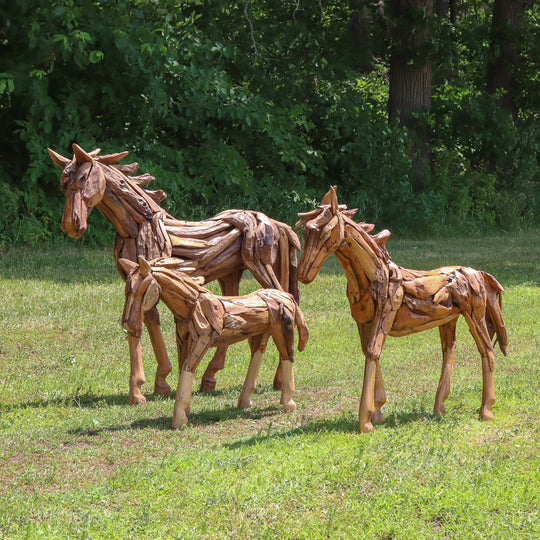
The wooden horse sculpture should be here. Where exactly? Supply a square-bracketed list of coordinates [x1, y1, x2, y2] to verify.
[296, 186, 508, 433]
[48, 143, 300, 404]
[119, 257, 308, 428]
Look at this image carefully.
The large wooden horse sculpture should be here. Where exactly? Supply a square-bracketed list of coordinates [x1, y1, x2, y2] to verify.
[120, 257, 308, 428]
[296, 186, 508, 433]
[48, 144, 300, 404]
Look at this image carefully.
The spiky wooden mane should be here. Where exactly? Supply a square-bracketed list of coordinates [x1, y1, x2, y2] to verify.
[89, 150, 166, 204]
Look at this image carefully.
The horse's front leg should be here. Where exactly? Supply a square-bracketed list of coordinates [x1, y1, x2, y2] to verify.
[172, 334, 211, 428]
[358, 323, 386, 424]
[144, 307, 172, 396]
[200, 271, 242, 392]
[358, 296, 400, 433]
[269, 308, 297, 412]
[238, 334, 269, 409]
[434, 318, 458, 416]
[127, 333, 146, 405]
[172, 368, 194, 428]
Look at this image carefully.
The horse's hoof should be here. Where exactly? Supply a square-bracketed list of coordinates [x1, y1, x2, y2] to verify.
[372, 410, 385, 423]
[479, 408, 494, 421]
[129, 394, 147, 406]
[282, 400, 296, 413]
[359, 421, 374, 433]
[154, 382, 171, 396]
[199, 378, 216, 393]
[433, 404, 446, 416]
[237, 397, 253, 409]
[172, 414, 189, 429]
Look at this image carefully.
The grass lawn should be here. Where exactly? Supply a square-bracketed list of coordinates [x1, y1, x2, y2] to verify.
[0, 231, 538, 539]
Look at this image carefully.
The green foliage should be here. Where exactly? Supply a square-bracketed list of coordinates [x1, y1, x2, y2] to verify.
[0, 1, 538, 245]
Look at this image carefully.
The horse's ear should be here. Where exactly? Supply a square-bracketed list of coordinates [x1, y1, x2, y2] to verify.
[98, 151, 130, 165]
[138, 257, 152, 277]
[320, 185, 337, 206]
[321, 185, 339, 214]
[72, 143, 94, 163]
[47, 148, 70, 168]
[118, 258, 137, 275]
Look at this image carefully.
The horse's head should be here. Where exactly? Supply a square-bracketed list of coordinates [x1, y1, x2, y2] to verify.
[118, 257, 203, 335]
[48, 144, 106, 238]
[118, 257, 162, 336]
[48, 143, 131, 238]
[296, 186, 357, 284]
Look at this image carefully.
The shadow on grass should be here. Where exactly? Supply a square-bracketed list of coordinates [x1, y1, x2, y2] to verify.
[66, 404, 280, 436]
[1, 392, 131, 411]
[1, 380, 270, 411]
[225, 409, 445, 449]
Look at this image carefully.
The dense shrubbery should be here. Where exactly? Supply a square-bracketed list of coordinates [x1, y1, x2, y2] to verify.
[0, 1, 538, 246]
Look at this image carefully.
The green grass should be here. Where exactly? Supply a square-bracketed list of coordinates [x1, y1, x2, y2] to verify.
[0, 231, 539, 539]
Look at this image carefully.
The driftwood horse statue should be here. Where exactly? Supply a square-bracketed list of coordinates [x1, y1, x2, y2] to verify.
[48, 144, 300, 404]
[296, 186, 508, 433]
[119, 257, 308, 428]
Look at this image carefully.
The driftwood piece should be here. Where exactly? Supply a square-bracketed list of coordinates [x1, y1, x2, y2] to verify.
[49, 143, 301, 404]
[120, 257, 308, 428]
[297, 186, 508, 433]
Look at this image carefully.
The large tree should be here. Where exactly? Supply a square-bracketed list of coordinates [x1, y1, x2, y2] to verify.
[387, 0, 434, 190]
[486, 0, 527, 116]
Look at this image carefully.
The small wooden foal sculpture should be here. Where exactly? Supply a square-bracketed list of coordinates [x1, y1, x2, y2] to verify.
[120, 257, 308, 428]
[297, 186, 508, 433]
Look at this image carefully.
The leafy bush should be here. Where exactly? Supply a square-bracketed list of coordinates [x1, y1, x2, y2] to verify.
[0, 1, 538, 246]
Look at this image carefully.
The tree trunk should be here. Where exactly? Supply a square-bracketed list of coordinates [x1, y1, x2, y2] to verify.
[486, 0, 525, 116]
[388, 0, 433, 191]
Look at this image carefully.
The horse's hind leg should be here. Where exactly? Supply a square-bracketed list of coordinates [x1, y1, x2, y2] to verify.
[372, 363, 386, 423]
[144, 307, 172, 396]
[463, 312, 496, 421]
[199, 271, 242, 392]
[238, 334, 269, 409]
[199, 346, 227, 393]
[479, 349, 496, 421]
[279, 357, 296, 412]
[434, 318, 458, 416]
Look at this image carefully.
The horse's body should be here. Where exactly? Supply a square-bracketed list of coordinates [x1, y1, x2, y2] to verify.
[297, 186, 507, 433]
[120, 257, 308, 428]
[48, 144, 300, 404]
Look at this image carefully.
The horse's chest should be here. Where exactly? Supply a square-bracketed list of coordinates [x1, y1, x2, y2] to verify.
[349, 292, 375, 324]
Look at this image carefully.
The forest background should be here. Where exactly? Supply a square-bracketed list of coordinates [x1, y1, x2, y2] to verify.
[1, 0, 538, 246]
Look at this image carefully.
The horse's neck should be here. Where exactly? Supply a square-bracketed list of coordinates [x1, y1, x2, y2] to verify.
[335, 220, 388, 291]
[155, 271, 201, 317]
[97, 165, 163, 239]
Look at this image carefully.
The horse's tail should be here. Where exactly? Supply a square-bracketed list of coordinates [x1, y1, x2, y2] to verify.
[482, 271, 508, 355]
[294, 304, 309, 352]
[220, 211, 301, 301]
